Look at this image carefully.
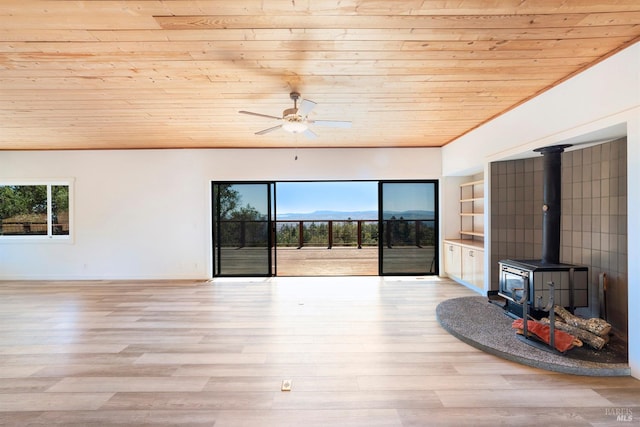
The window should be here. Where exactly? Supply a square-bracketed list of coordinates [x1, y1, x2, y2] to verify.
[0, 183, 71, 239]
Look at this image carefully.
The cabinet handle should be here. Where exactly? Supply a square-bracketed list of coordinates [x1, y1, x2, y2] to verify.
[469, 250, 474, 257]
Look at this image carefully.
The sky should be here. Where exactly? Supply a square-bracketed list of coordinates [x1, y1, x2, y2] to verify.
[380, 182, 435, 213]
[276, 181, 377, 214]
[229, 181, 435, 215]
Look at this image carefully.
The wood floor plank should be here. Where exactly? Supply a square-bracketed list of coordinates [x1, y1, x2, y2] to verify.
[47, 377, 210, 393]
[32, 409, 405, 427]
[398, 407, 594, 427]
[435, 388, 613, 408]
[271, 390, 442, 410]
[0, 392, 114, 411]
[101, 391, 275, 410]
[0, 366, 43, 379]
[202, 376, 361, 392]
[0, 277, 637, 426]
[135, 352, 268, 365]
[32, 364, 180, 378]
[0, 344, 127, 355]
[0, 378, 59, 393]
[452, 361, 551, 375]
[174, 362, 461, 378]
[357, 375, 512, 391]
[211, 409, 404, 427]
[590, 387, 640, 407]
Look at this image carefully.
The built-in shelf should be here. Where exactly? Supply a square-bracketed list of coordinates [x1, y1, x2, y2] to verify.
[444, 176, 485, 292]
[459, 179, 484, 240]
[460, 230, 484, 237]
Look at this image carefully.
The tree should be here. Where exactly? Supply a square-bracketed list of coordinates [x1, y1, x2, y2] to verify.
[214, 184, 240, 220]
[214, 184, 266, 247]
[52, 186, 69, 213]
[231, 205, 264, 221]
[0, 185, 47, 219]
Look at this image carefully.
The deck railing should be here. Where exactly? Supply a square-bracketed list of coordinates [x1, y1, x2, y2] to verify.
[276, 219, 378, 248]
[218, 218, 435, 249]
[0, 221, 69, 235]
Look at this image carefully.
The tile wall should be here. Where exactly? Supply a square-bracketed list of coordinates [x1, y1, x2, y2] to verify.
[490, 138, 628, 337]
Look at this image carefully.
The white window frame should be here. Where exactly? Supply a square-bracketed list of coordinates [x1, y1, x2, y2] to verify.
[0, 179, 74, 242]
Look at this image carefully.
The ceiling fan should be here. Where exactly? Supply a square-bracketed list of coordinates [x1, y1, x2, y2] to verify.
[239, 92, 351, 139]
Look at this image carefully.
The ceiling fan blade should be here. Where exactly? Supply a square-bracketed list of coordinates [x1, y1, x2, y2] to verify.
[308, 120, 352, 128]
[298, 99, 317, 117]
[239, 110, 282, 120]
[303, 128, 318, 139]
[255, 125, 282, 135]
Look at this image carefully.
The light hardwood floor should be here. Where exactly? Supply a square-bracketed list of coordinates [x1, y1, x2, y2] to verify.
[0, 277, 638, 426]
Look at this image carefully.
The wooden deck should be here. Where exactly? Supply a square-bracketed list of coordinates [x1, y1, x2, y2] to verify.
[277, 247, 378, 276]
[0, 277, 637, 426]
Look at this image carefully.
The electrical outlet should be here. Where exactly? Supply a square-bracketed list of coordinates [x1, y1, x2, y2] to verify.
[281, 379, 292, 391]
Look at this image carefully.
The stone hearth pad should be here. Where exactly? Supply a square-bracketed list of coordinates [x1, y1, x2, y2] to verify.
[436, 296, 629, 376]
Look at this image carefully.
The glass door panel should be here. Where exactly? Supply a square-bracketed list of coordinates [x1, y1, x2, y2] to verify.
[212, 182, 274, 276]
[379, 181, 438, 275]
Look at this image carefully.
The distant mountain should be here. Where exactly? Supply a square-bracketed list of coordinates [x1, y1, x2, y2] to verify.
[277, 210, 434, 220]
[277, 210, 378, 220]
[383, 210, 435, 220]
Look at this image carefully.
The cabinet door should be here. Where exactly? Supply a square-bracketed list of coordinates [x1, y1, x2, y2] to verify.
[462, 248, 483, 289]
[472, 249, 484, 288]
[461, 248, 473, 283]
[443, 243, 462, 279]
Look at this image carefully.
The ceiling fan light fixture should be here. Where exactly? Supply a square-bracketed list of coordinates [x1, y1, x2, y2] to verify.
[281, 117, 308, 133]
[239, 92, 351, 138]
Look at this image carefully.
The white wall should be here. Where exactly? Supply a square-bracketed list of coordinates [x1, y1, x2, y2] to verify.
[442, 41, 640, 378]
[627, 112, 640, 379]
[440, 176, 466, 240]
[0, 147, 442, 280]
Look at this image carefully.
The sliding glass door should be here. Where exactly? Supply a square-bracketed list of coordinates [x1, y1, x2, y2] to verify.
[379, 181, 438, 275]
[212, 180, 438, 277]
[212, 182, 275, 276]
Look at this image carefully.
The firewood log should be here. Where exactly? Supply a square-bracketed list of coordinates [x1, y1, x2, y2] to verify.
[540, 317, 608, 350]
[554, 305, 611, 337]
[515, 328, 583, 348]
[512, 318, 581, 352]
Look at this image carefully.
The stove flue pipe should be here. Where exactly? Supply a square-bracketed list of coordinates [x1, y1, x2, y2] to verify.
[533, 144, 572, 265]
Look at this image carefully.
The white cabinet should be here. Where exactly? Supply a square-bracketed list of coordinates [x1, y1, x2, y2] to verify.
[443, 242, 462, 279]
[462, 246, 483, 290]
[443, 240, 484, 291]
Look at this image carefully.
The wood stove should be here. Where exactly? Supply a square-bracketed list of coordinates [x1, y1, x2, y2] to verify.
[499, 259, 588, 318]
[498, 144, 589, 319]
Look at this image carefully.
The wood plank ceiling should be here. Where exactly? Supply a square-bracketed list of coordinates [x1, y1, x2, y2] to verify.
[1, 1, 639, 150]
